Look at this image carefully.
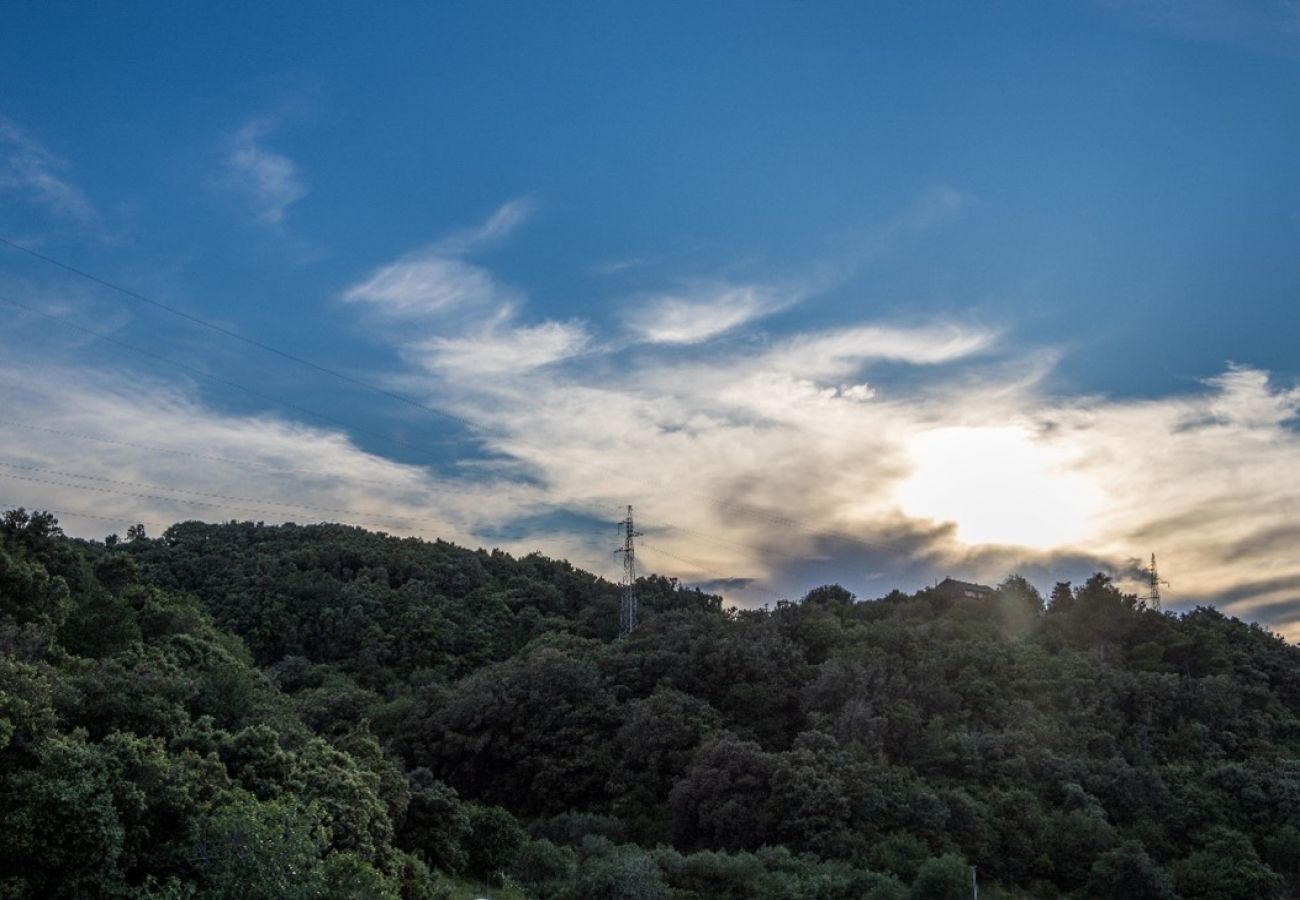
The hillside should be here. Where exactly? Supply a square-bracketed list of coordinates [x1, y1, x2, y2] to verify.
[2, 508, 1298, 899]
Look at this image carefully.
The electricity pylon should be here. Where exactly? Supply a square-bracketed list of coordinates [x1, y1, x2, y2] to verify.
[615, 505, 642, 636]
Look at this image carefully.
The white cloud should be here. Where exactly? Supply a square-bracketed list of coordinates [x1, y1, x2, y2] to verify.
[395, 303, 1300, 637]
[625, 283, 792, 345]
[8, 291, 1300, 639]
[11, 199, 1300, 642]
[415, 320, 591, 375]
[0, 116, 100, 226]
[225, 118, 308, 225]
[432, 197, 535, 255]
[760, 323, 998, 380]
[338, 217, 1300, 637]
[343, 200, 533, 319]
[0, 361, 558, 555]
[1045, 367, 1300, 615]
[345, 255, 518, 318]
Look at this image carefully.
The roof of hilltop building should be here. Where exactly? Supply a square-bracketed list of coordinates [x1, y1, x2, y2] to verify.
[936, 577, 995, 599]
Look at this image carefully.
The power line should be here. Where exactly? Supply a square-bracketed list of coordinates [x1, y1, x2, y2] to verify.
[0, 419, 473, 494]
[0, 470, 434, 531]
[0, 432, 790, 602]
[0, 469, 614, 549]
[0, 297, 808, 578]
[0, 410, 889, 600]
[0, 245, 931, 560]
[0, 460, 432, 523]
[0, 498, 610, 554]
[2, 489, 785, 621]
[0, 236, 482, 435]
[0, 500, 173, 531]
[1, 264, 924, 565]
[0, 295, 467, 464]
[0, 245, 939, 590]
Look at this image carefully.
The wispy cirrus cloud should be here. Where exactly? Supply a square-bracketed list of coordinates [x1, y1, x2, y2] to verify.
[343, 199, 534, 319]
[344, 199, 593, 376]
[7, 200, 1299, 644]
[345, 255, 520, 319]
[224, 118, 308, 226]
[0, 359, 561, 557]
[767, 323, 997, 378]
[423, 320, 1300, 638]
[339, 210, 1300, 638]
[0, 116, 100, 228]
[414, 320, 592, 375]
[431, 196, 535, 255]
[624, 282, 794, 345]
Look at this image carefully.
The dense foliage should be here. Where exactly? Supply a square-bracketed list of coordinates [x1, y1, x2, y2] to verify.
[2, 509, 1298, 898]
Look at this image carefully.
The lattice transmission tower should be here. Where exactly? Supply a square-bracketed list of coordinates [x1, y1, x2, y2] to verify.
[615, 505, 643, 636]
[1144, 553, 1169, 611]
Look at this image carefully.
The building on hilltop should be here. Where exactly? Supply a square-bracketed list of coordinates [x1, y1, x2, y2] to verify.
[935, 577, 994, 601]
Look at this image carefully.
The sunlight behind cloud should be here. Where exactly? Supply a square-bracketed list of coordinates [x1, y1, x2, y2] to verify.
[5, 202, 1298, 638]
[895, 426, 1101, 549]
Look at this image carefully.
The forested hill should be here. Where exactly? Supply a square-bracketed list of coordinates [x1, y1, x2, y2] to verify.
[2, 510, 1299, 899]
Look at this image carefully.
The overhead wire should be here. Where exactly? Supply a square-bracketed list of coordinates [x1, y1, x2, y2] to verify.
[0, 418, 476, 493]
[0, 235, 482, 434]
[1, 244, 914, 546]
[0, 295, 787, 579]
[0, 468, 612, 546]
[0, 500, 172, 530]
[0, 240, 929, 597]
[0, 459, 447, 523]
[0, 294, 469, 464]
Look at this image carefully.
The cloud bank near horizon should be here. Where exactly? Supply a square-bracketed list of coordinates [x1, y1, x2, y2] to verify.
[2, 202, 1299, 641]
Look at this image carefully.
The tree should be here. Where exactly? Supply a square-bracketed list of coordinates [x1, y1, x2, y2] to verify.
[909, 854, 972, 900]
[801, 584, 856, 610]
[1173, 828, 1285, 900]
[1085, 841, 1177, 900]
[613, 686, 721, 815]
[0, 734, 129, 897]
[991, 575, 1042, 637]
[462, 803, 525, 884]
[421, 646, 621, 813]
[189, 796, 328, 900]
[397, 769, 471, 873]
[670, 736, 776, 851]
[576, 842, 667, 900]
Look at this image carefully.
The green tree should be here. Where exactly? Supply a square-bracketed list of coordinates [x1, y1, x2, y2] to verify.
[189, 796, 328, 900]
[1173, 828, 1285, 900]
[909, 855, 973, 900]
[397, 769, 471, 873]
[1085, 841, 1177, 900]
[670, 735, 776, 851]
[462, 803, 526, 884]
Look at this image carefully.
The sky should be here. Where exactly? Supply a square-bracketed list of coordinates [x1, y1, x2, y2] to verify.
[1, 1, 1298, 636]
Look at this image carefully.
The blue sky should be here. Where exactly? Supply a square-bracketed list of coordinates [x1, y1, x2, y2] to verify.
[2, 2, 1299, 634]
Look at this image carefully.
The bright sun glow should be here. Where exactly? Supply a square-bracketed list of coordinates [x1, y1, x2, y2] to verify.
[895, 426, 1100, 550]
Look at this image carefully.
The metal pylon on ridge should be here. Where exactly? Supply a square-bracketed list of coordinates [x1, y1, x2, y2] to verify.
[615, 505, 643, 636]
[1145, 553, 1169, 611]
